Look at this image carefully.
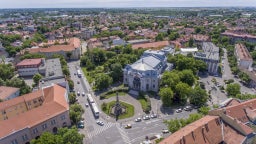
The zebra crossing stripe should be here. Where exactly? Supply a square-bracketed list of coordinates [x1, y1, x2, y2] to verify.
[116, 124, 131, 144]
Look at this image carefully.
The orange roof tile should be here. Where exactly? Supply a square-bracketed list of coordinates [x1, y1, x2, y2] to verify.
[0, 84, 68, 139]
[0, 86, 20, 100]
[160, 116, 222, 144]
[132, 41, 169, 49]
[16, 58, 42, 66]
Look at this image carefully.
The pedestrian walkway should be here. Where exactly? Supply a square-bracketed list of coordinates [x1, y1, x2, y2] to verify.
[116, 123, 131, 144]
[87, 122, 115, 139]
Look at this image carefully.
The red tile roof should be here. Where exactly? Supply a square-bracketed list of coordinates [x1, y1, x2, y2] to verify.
[160, 116, 223, 144]
[16, 58, 42, 66]
[225, 98, 256, 123]
[0, 84, 69, 139]
[235, 43, 253, 61]
[0, 86, 19, 100]
[132, 41, 169, 49]
[22, 38, 80, 54]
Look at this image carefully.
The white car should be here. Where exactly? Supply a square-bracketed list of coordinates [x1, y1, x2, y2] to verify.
[143, 115, 150, 120]
[77, 91, 80, 96]
[150, 114, 157, 118]
[175, 108, 182, 113]
[96, 120, 104, 126]
[82, 92, 85, 96]
[135, 118, 142, 122]
[162, 129, 169, 134]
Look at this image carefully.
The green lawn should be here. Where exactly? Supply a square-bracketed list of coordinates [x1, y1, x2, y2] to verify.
[138, 97, 148, 110]
[81, 67, 94, 84]
[101, 101, 134, 119]
[105, 92, 127, 99]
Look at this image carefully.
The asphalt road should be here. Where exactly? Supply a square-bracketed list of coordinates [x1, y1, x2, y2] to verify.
[68, 60, 199, 144]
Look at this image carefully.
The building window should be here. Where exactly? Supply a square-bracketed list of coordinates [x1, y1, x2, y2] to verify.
[22, 134, 28, 141]
[153, 85, 155, 88]
[61, 115, 66, 120]
[11, 139, 18, 144]
[51, 119, 56, 125]
[42, 123, 47, 130]
[33, 128, 38, 134]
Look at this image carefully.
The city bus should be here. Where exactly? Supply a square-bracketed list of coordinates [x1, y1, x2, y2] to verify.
[91, 103, 99, 117]
[77, 70, 82, 78]
[87, 94, 94, 104]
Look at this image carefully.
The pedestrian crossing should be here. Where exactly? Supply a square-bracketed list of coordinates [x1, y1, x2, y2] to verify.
[116, 124, 131, 144]
[87, 122, 115, 139]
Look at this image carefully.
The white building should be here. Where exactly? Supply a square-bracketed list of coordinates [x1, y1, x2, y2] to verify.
[235, 43, 253, 69]
[16, 58, 46, 76]
[123, 50, 167, 92]
[193, 42, 219, 75]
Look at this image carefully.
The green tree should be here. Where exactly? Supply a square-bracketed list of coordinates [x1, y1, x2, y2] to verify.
[226, 83, 241, 97]
[31, 127, 84, 144]
[159, 87, 174, 107]
[0, 64, 15, 81]
[31, 132, 63, 144]
[69, 104, 84, 124]
[33, 73, 43, 85]
[188, 38, 194, 47]
[68, 92, 77, 104]
[175, 82, 191, 104]
[179, 70, 195, 86]
[110, 63, 123, 82]
[190, 86, 208, 106]
[95, 73, 113, 90]
[198, 106, 211, 115]
[155, 33, 164, 41]
[164, 118, 181, 133]
[161, 71, 180, 90]
[6, 78, 31, 95]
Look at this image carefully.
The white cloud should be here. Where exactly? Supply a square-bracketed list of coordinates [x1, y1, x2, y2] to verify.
[0, 0, 256, 8]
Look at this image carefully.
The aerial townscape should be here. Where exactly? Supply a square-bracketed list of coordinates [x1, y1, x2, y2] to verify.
[1, 1, 256, 144]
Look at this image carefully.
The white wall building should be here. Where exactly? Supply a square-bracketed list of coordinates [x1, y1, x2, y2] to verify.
[123, 50, 167, 92]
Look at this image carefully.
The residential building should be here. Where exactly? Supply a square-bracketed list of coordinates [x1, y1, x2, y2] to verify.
[221, 31, 256, 43]
[235, 43, 253, 69]
[80, 29, 97, 39]
[0, 84, 70, 144]
[0, 86, 20, 101]
[132, 41, 170, 49]
[21, 38, 81, 60]
[160, 115, 254, 144]
[112, 38, 126, 46]
[16, 58, 46, 76]
[193, 42, 219, 75]
[123, 49, 167, 92]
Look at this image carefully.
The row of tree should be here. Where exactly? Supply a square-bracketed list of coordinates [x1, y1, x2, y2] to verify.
[80, 45, 144, 90]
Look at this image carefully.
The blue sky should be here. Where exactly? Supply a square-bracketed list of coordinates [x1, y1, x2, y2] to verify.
[0, 0, 256, 8]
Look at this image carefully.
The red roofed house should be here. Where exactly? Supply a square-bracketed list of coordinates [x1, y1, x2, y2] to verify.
[0, 84, 70, 144]
[0, 86, 20, 101]
[235, 43, 253, 69]
[132, 41, 170, 49]
[160, 115, 254, 144]
[16, 58, 46, 76]
[20, 38, 81, 60]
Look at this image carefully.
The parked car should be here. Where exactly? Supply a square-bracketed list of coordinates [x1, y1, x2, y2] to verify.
[162, 129, 169, 134]
[77, 91, 80, 96]
[150, 114, 157, 118]
[96, 120, 104, 126]
[184, 106, 193, 111]
[143, 115, 150, 120]
[175, 108, 182, 113]
[85, 103, 89, 107]
[135, 118, 142, 122]
[82, 92, 85, 96]
[77, 121, 84, 129]
[77, 81, 80, 84]
[125, 124, 132, 129]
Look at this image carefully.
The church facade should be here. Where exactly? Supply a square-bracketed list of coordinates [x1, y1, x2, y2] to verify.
[123, 49, 167, 92]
